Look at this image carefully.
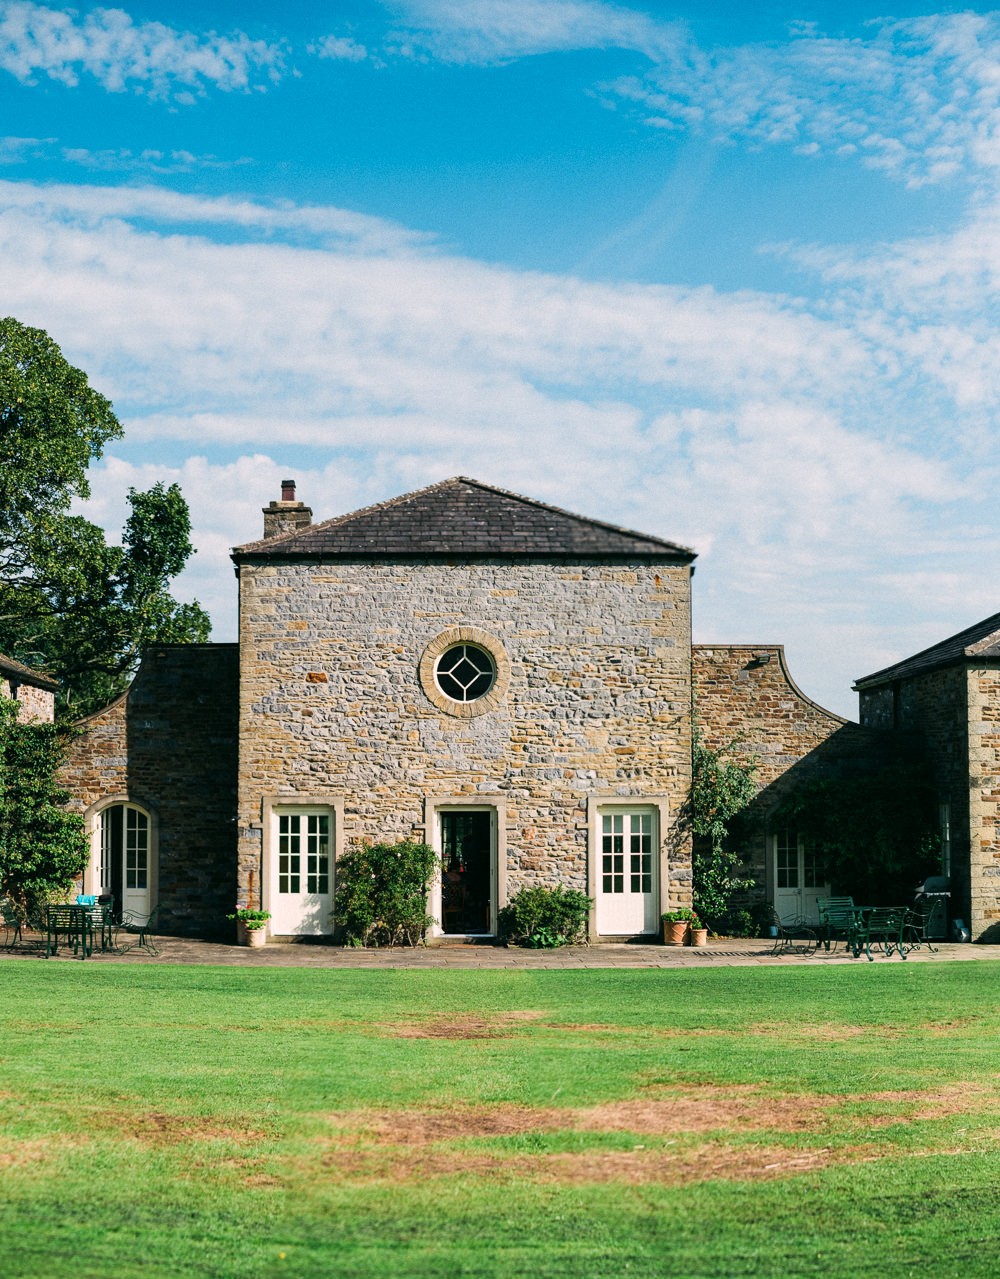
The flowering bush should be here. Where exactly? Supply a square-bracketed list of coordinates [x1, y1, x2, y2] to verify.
[332, 839, 437, 947]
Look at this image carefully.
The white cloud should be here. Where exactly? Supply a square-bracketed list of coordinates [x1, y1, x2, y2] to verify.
[765, 192, 1000, 418]
[385, 0, 679, 64]
[387, 5, 1000, 189]
[60, 146, 251, 173]
[310, 34, 369, 63]
[0, 2, 287, 99]
[0, 179, 432, 253]
[0, 134, 53, 163]
[0, 178, 990, 716]
[606, 12, 1000, 188]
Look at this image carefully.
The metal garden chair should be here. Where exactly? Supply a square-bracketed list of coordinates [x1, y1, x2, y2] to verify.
[852, 906, 910, 961]
[116, 906, 160, 955]
[764, 906, 818, 955]
[816, 896, 859, 952]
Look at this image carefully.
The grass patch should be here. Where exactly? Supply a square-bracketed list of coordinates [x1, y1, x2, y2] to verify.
[4, 961, 1000, 1276]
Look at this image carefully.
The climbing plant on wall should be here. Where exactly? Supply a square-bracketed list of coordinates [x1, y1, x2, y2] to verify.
[691, 730, 760, 932]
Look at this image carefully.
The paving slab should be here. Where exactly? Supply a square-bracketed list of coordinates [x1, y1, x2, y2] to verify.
[2, 933, 996, 968]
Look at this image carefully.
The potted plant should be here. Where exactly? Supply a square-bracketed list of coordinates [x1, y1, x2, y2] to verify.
[661, 907, 699, 946]
[689, 915, 709, 947]
[227, 907, 271, 948]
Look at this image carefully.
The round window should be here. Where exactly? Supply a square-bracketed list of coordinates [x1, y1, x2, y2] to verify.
[434, 643, 496, 703]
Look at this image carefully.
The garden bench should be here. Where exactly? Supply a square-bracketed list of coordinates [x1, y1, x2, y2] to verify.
[903, 902, 939, 953]
[115, 906, 160, 955]
[852, 906, 910, 961]
[1, 899, 26, 949]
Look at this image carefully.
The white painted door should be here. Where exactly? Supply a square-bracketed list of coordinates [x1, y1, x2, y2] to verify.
[271, 810, 333, 935]
[98, 805, 151, 919]
[596, 810, 657, 935]
[771, 828, 828, 923]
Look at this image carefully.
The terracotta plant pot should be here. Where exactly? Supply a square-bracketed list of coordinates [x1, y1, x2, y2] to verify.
[237, 920, 268, 947]
[663, 920, 689, 946]
[689, 928, 709, 947]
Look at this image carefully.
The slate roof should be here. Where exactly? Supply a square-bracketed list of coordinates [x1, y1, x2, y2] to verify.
[854, 610, 1000, 690]
[0, 652, 59, 691]
[232, 477, 696, 563]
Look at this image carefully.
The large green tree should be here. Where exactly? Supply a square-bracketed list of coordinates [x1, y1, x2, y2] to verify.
[0, 317, 210, 716]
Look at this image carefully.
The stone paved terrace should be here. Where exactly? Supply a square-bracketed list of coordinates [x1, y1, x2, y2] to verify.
[2, 933, 995, 967]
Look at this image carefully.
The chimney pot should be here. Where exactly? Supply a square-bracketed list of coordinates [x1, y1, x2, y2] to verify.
[262, 479, 312, 539]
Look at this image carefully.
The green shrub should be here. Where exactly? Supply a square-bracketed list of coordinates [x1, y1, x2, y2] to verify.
[497, 885, 592, 948]
[0, 698, 88, 920]
[332, 839, 437, 947]
[226, 908, 270, 932]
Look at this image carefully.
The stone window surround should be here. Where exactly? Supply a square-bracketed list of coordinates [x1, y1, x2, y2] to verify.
[418, 626, 511, 719]
[424, 795, 508, 938]
[586, 795, 670, 937]
[80, 794, 159, 904]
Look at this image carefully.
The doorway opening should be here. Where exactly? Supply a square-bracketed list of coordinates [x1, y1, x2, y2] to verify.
[440, 809, 494, 934]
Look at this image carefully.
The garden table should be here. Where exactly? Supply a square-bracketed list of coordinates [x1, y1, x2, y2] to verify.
[44, 903, 115, 958]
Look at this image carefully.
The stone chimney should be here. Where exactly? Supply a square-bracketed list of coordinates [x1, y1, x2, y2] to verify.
[262, 479, 313, 539]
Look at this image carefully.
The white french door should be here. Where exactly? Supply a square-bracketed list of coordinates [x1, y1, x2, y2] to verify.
[97, 804, 152, 918]
[596, 809, 658, 935]
[771, 828, 827, 923]
[270, 809, 333, 935]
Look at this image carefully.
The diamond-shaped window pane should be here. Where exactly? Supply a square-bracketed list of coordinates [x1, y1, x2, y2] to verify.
[436, 644, 496, 703]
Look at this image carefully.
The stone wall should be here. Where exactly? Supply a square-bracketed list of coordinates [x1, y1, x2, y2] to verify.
[236, 559, 694, 929]
[693, 644, 885, 891]
[967, 668, 1000, 938]
[1, 676, 55, 723]
[59, 645, 239, 936]
[693, 645, 847, 786]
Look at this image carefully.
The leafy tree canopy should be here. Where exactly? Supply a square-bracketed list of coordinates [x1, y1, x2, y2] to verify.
[0, 318, 210, 716]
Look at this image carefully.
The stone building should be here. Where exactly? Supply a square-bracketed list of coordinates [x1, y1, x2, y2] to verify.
[855, 612, 1000, 941]
[1, 652, 58, 723]
[59, 476, 868, 941]
[232, 477, 697, 940]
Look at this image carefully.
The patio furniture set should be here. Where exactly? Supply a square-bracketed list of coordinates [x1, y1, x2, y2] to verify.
[770, 893, 944, 961]
[0, 896, 159, 958]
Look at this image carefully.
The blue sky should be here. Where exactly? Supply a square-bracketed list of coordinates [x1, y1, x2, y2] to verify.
[3, 0, 1000, 716]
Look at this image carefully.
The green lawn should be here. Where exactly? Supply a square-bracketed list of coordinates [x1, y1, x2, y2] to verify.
[4, 960, 1000, 1278]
